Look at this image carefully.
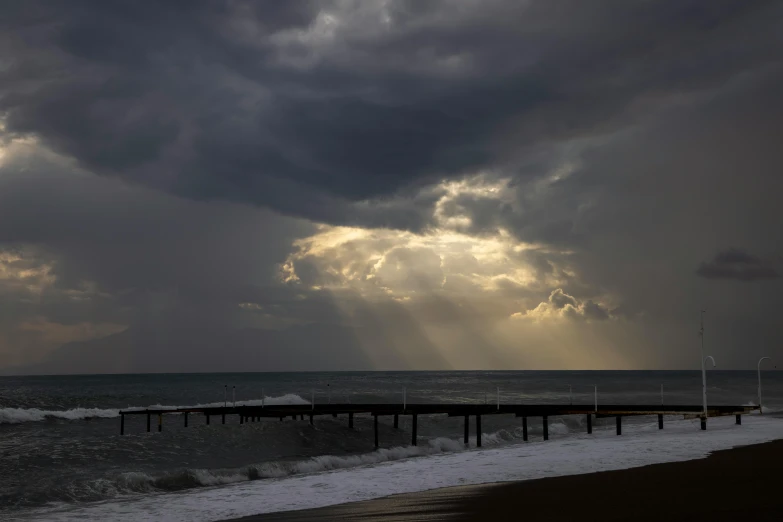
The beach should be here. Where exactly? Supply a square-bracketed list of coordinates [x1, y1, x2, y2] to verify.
[236, 438, 783, 522]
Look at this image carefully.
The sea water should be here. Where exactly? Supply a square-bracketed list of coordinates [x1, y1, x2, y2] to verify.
[1, 371, 782, 520]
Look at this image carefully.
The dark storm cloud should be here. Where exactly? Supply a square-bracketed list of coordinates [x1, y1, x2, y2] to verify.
[2, 0, 781, 229]
[697, 248, 779, 281]
[0, 152, 313, 297]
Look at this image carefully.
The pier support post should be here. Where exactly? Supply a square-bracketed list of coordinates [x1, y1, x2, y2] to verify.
[279, 416, 283, 422]
[184, 412, 189, 428]
[616, 416, 622, 435]
[658, 414, 663, 430]
[393, 414, 399, 428]
[206, 414, 210, 425]
[310, 414, 314, 426]
[222, 413, 226, 424]
[586, 414, 592, 435]
[349, 412, 354, 429]
[146, 411, 151, 433]
[522, 416, 528, 442]
[332, 413, 337, 418]
[464, 415, 469, 445]
[476, 415, 482, 447]
[158, 414, 163, 432]
[701, 417, 707, 431]
[301, 415, 305, 421]
[412, 414, 418, 446]
[543, 416, 548, 441]
[291, 415, 296, 421]
[239, 415, 243, 425]
[736, 414, 741, 425]
[120, 413, 125, 435]
[374, 414, 379, 448]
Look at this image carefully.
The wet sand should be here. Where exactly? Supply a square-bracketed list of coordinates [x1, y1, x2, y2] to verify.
[230, 439, 783, 522]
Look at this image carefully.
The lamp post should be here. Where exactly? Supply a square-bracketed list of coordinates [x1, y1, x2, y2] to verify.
[758, 357, 774, 415]
[699, 311, 716, 426]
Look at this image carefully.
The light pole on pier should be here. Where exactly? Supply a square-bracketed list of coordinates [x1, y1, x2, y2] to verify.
[699, 311, 716, 425]
[758, 357, 774, 415]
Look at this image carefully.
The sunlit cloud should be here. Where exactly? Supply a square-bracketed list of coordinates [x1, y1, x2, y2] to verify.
[278, 174, 617, 333]
[280, 175, 578, 302]
[512, 288, 615, 322]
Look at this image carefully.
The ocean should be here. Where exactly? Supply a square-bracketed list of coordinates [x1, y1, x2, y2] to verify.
[1, 371, 782, 521]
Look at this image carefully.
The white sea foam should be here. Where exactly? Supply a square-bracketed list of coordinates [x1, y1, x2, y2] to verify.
[0, 394, 309, 424]
[86, 431, 511, 497]
[24, 414, 783, 522]
[0, 407, 118, 424]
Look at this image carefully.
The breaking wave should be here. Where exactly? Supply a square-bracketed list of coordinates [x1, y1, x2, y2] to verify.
[0, 394, 309, 424]
[74, 429, 521, 501]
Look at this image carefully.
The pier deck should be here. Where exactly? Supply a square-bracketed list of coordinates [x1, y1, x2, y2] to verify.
[119, 403, 759, 445]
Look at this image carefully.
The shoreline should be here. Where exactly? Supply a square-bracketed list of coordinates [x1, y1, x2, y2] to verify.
[231, 438, 783, 522]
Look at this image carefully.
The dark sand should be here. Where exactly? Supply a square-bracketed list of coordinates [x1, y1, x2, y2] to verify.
[231, 439, 783, 522]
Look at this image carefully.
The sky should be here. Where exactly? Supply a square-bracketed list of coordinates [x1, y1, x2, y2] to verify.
[1, 0, 782, 374]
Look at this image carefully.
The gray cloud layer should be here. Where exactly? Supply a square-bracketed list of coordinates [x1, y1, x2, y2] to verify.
[3, 1, 781, 227]
[1, 1, 782, 372]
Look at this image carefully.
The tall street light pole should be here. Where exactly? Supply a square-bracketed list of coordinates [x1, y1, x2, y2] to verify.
[699, 310, 716, 429]
[699, 310, 707, 418]
[758, 357, 774, 415]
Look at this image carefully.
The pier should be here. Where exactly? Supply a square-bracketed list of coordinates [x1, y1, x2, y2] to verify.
[119, 403, 759, 446]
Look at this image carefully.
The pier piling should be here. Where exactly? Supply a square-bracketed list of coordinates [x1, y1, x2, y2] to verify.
[658, 414, 663, 429]
[522, 416, 528, 441]
[412, 414, 418, 446]
[586, 414, 592, 435]
[158, 414, 162, 432]
[476, 415, 482, 447]
[349, 412, 354, 428]
[701, 417, 707, 430]
[736, 414, 741, 425]
[120, 413, 124, 435]
[464, 415, 469, 445]
[222, 413, 226, 424]
[309, 414, 313, 425]
[393, 414, 399, 428]
[184, 412, 188, 428]
[616, 416, 622, 435]
[543, 415, 548, 441]
[206, 414, 210, 425]
[146, 411, 151, 433]
[374, 414, 379, 448]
